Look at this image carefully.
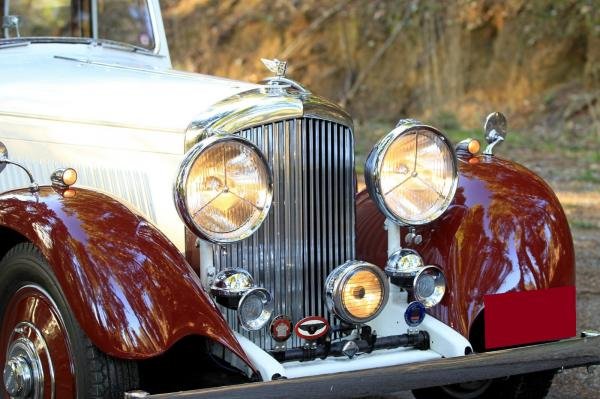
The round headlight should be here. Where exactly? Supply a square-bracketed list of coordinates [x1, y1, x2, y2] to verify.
[365, 121, 458, 225]
[414, 266, 446, 308]
[174, 135, 273, 243]
[325, 261, 389, 324]
[238, 288, 274, 331]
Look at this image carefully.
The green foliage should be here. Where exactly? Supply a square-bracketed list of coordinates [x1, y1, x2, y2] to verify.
[432, 111, 461, 131]
[577, 169, 600, 184]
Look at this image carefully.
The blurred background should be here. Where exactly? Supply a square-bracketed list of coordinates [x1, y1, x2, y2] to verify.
[159, 1, 599, 397]
[160, 0, 599, 160]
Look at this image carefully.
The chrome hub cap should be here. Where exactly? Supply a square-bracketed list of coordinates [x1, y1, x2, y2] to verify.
[3, 355, 32, 397]
[4, 336, 44, 398]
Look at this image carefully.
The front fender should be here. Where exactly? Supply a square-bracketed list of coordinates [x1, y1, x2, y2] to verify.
[357, 156, 575, 342]
[0, 186, 252, 368]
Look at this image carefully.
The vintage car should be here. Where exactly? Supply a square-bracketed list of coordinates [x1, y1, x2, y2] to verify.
[0, 1, 599, 398]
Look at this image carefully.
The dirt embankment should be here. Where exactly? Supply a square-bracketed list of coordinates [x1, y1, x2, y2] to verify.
[161, 0, 599, 134]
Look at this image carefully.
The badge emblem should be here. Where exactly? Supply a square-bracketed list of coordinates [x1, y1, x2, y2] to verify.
[270, 315, 292, 342]
[261, 58, 287, 79]
[294, 316, 330, 340]
[404, 301, 426, 327]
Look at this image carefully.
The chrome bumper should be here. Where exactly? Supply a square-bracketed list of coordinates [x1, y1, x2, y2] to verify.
[142, 334, 600, 399]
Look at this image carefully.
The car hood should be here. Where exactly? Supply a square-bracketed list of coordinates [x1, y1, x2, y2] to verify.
[0, 44, 259, 136]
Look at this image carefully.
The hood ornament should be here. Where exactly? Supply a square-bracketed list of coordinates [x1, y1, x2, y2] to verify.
[259, 58, 310, 94]
[261, 58, 287, 79]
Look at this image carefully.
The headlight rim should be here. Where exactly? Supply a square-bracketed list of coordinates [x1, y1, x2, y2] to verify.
[365, 122, 459, 226]
[174, 134, 273, 244]
[325, 261, 389, 325]
[413, 265, 446, 308]
[237, 287, 275, 331]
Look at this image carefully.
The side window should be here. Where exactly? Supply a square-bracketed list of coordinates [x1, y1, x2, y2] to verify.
[97, 0, 154, 49]
[5, 0, 75, 38]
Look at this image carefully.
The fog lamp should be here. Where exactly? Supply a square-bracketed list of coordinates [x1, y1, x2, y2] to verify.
[238, 288, 274, 331]
[414, 266, 446, 308]
[325, 261, 389, 324]
[210, 269, 254, 309]
[385, 249, 424, 278]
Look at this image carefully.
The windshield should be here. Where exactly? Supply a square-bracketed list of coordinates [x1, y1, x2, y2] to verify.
[1, 0, 155, 50]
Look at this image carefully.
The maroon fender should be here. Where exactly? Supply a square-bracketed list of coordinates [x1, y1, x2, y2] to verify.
[0, 186, 253, 369]
[356, 155, 575, 340]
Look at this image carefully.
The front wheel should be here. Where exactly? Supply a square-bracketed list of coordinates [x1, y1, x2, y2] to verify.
[0, 243, 139, 398]
[412, 369, 556, 399]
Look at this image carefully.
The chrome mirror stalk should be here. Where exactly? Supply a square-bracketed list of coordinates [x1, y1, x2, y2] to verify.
[0, 142, 39, 192]
[483, 112, 507, 156]
[0, 141, 8, 174]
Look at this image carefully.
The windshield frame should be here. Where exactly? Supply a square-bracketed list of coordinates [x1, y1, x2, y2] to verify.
[1, 0, 162, 55]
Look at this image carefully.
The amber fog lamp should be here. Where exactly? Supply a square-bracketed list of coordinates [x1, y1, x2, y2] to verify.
[325, 261, 389, 324]
[210, 269, 255, 309]
[365, 121, 458, 225]
[238, 288, 274, 331]
[413, 266, 446, 308]
[174, 135, 273, 243]
[468, 139, 481, 154]
[51, 167, 78, 188]
[456, 138, 481, 156]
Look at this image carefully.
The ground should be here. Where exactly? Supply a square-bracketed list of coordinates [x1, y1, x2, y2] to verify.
[355, 121, 600, 398]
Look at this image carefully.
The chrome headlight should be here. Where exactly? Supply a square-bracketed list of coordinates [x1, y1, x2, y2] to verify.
[325, 261, 389, 324]
[174, 135, 273, 243]
[365, 121, 458, 225]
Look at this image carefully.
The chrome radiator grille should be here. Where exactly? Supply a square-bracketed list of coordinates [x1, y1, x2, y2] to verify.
[212, 117, 355, 349]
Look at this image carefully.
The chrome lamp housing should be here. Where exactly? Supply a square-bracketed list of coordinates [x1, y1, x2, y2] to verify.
[365, 120, 458, 226]
[386, 250, 446, 308]
[210, 269, 255, 309]
[325, 261, 389, 325]
[173, 134, 273, 244]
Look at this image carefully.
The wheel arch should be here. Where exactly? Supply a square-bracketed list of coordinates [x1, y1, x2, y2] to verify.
[357, 156, 575, 342]
[0, 186, 254, 374]
[0, 226, 28, 261]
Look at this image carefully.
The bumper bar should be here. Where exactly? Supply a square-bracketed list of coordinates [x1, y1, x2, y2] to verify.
[144, 335, 600, 399]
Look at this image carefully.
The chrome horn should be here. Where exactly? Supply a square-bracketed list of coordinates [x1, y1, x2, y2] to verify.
[0, 141, 8, 174]
[0, 141, 39, 192]
[483, 112, 507, 156]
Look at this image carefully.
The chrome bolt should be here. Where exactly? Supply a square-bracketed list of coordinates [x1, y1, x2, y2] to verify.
[342, 340, 359, 359]
[3, 356, 33, 398]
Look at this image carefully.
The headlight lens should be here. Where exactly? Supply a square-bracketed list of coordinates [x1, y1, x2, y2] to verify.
[414, 266, 446, 308]
[365, 122, 458, 225]
[174, 135, 273, 243]
[238, 288, 274, 331]
[326, 261, 389, 324]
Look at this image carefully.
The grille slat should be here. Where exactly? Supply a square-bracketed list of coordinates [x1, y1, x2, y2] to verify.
[213, 117, 355, 349]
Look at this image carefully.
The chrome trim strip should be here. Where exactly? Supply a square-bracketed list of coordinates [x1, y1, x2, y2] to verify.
[185, 88, 353, 151]
[0, 110, 182, 135]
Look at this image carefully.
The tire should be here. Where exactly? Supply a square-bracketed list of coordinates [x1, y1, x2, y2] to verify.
[0, 243, 139, 398]
[412, 369, 556, 399]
